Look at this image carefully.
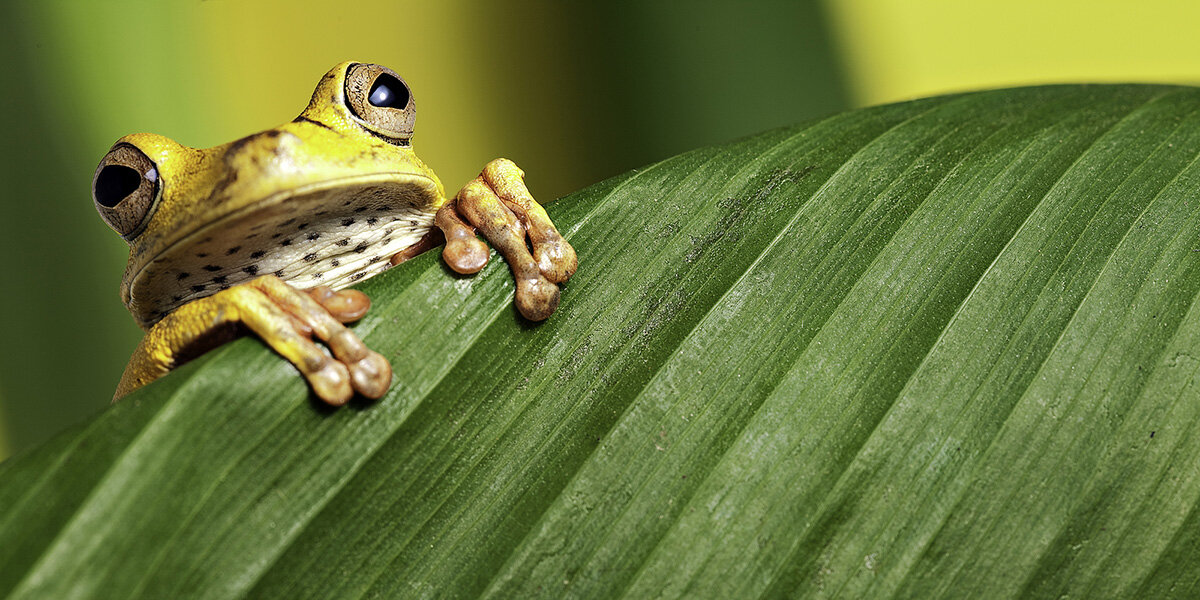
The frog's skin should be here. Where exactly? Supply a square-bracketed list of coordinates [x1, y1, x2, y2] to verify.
[92, 62, 577, 405]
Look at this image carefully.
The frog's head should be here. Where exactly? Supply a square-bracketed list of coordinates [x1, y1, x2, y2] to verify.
[92, 62, 447, 327]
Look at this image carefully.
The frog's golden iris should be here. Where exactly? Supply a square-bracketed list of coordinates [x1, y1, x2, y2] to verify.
[92, 61, 577, 406]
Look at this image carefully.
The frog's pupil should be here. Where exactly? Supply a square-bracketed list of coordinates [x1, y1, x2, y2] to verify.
[95, 165, 141, 207]
[368, 73, 409, 109]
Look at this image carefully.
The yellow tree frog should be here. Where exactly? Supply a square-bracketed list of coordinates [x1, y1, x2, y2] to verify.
[91, 62, 577, 405]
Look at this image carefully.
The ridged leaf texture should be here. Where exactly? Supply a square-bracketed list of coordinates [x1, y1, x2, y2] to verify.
[3, 85, 1200, 599]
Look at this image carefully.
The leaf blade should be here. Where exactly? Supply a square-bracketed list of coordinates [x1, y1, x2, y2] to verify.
[4, 85, 1200, 600]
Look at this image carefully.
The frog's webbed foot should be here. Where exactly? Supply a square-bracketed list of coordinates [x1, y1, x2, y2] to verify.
[116, 276, 391, 406]
[435, 158, 578, 321]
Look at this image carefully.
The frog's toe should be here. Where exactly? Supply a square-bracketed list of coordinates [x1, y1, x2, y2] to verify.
[533, 237, 577, 284]
[326, 329, 392, 399]
[435, 199, 490, 274]
[349, 351, 392, 399]
[305, 286, 371, 322]
[307, 356, 354, 406]
[516, 275, 561, 322]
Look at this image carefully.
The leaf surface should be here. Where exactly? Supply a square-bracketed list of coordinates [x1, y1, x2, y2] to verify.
[3, 85, 1200, 599]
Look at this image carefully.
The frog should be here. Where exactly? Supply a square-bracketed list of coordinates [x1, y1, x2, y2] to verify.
[91, 61, 577, 406]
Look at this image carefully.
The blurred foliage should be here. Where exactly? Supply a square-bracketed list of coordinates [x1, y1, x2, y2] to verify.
[0, 0, 848, 459]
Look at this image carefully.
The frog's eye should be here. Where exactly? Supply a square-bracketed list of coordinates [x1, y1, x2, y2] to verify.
[92, 144, 160, 240]
[344, 63, 415, 143]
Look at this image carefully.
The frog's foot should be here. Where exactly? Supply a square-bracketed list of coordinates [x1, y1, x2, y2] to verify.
[250, 278, 391, 403]
[116, 276, 390, 406]
[435, 158, 578, 321]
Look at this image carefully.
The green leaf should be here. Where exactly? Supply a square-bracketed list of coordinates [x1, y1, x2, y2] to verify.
[4, 85, 1200, 599]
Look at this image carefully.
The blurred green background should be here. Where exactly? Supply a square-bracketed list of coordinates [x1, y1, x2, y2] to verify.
[2, 0, 1198, 460]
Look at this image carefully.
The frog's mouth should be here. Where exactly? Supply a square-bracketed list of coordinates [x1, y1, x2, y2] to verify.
[124, 173, 440, 327]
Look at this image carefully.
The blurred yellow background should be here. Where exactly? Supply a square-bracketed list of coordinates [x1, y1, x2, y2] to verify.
[2, 0, 1198, 460]
[830, 0, 1200, 104]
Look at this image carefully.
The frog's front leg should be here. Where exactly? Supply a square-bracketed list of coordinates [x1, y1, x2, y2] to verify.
[432, 158, 578, 321]
[116, 276, 391, 405]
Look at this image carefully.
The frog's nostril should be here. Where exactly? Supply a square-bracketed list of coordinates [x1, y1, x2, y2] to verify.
[95, 165, 142, 207]
[368, 73, 409, 109]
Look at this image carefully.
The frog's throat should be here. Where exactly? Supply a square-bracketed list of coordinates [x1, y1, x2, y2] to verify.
[123, 172, 443, 328]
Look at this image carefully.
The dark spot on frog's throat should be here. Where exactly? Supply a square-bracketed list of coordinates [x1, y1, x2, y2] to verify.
[331, 259, 340, 267]
[191, 284, 207, 293]
[354, 242, 370, 253]
[176, 272, 190, 281]
[281, 218, 297, 226]
[306, 232, 321, 241]
[243, 265, 259, 275]
[303, 253, 318, 262]
[226, 246, 241, 255]
[366, 217, 378, 225]
[212, 276, 228, 285]
[203, 265, 222, 272]
[281, 239, 293, 246]
[250, 250, 266, 259]
[298, 222, 309, 230]
[341, 218, 355, 227]
[336, 238, 350, 246]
